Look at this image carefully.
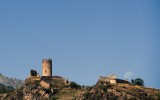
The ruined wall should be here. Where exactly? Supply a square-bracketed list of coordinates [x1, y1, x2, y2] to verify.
[42, 59, 52, 76]
[40, 80, 50, 89]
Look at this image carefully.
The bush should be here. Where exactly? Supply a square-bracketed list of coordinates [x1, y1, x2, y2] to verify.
[131, 78, 144, 86]
[70, 81, 81, 89]
[131, 79, 134, 84]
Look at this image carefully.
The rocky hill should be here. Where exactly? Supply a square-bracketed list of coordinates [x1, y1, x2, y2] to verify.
[0, 76, 159, 100]
[0, 73, 24, 89]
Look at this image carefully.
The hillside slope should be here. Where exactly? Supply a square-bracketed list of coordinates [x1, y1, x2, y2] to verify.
[0, 73, 24, 89]
[0, 76, 159, 100]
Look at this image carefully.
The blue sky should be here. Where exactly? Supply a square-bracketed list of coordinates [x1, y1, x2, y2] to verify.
[0, 0, 160, 89]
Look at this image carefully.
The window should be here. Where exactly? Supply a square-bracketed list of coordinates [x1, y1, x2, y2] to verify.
[45, 70, 47, 73]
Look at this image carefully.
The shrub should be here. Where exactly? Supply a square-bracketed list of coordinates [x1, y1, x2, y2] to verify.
[131, 79, 135, 84]
[131, 78, 144, 86]
[70, 81, 81, 89]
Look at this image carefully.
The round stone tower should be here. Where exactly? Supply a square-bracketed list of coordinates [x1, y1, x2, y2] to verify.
[42, 59, 52, 76]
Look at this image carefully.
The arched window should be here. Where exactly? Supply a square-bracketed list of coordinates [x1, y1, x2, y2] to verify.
[45, 70, 47, 73]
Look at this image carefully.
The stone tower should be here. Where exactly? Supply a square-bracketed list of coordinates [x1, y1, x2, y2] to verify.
[42, 59, 52, 76]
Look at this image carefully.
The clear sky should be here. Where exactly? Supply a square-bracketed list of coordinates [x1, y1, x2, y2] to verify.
[0, 0, 160, 89]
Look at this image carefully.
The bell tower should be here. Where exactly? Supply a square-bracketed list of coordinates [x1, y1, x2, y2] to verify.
[42, 59, 52, 76]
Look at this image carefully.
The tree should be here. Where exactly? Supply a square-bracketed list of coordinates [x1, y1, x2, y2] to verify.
[131, 78, 144, 86]
[70, 81, 81, 89]
[131, 79, 135, 84]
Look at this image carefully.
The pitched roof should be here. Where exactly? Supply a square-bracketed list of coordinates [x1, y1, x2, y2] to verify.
[107, 74, 117, 79]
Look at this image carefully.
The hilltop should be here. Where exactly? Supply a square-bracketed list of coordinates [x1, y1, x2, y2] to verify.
[1, 59, 159, 100]
[0, 76, 159, 100]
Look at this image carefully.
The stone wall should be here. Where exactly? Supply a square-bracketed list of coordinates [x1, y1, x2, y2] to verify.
[40, 80, 50, 89]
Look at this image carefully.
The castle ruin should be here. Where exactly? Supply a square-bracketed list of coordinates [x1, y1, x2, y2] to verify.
[42, 59, 52, 77]
[26, 58, 69, 85]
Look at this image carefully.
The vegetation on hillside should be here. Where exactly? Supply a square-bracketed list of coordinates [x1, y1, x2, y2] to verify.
[0, 83, 15, 93]
[70, 81, 81, 89]
[131, 78, 144, 86]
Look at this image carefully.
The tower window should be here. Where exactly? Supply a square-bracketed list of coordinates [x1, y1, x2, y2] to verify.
[45, 70, 47, 73]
